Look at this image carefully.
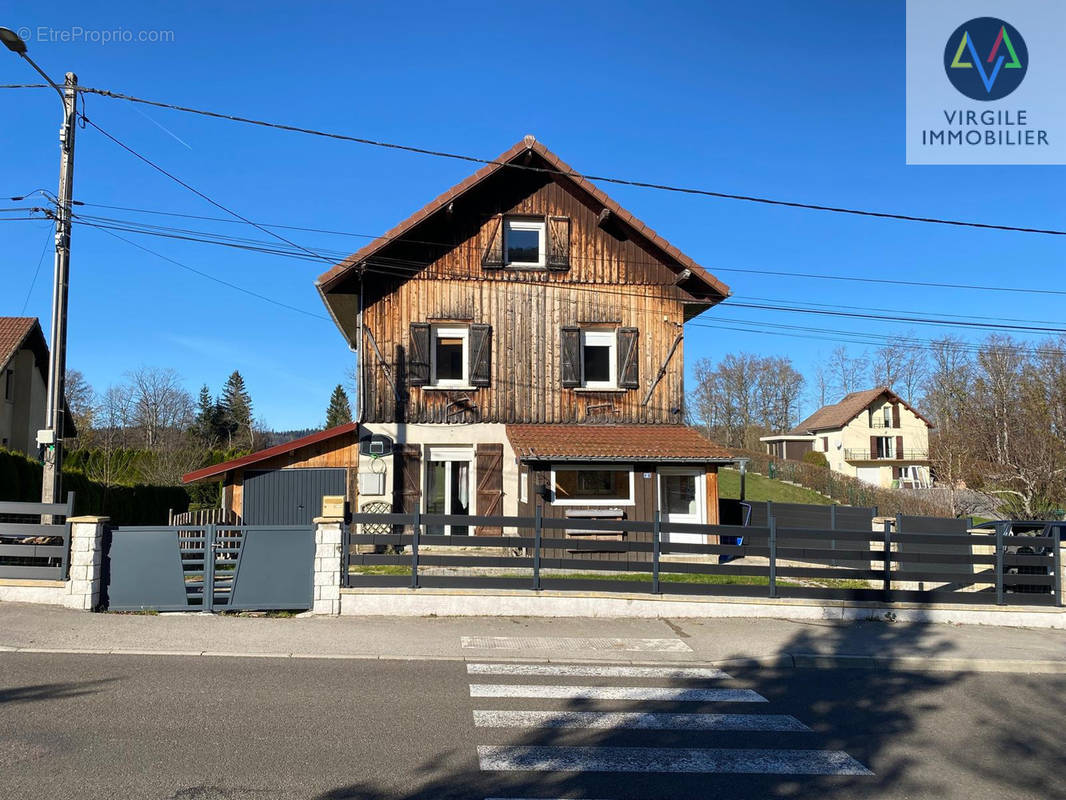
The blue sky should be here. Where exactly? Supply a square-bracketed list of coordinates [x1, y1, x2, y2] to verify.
[1, 1, 1062, 430]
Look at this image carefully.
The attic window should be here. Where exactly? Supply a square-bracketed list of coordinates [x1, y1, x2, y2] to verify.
[504, 219, 545, 268]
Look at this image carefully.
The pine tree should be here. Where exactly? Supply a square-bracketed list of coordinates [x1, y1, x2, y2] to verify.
[220, 371, 254, 450]
[325, 384, 352, 429]
[191, 384, 218, 445]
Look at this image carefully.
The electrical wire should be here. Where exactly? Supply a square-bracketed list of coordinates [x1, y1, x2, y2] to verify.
[73, 85, 1066, 236]
[20, 220, 55, 314]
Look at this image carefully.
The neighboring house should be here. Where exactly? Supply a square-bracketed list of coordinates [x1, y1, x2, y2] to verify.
[760, 387, 933, 489]
[0, 317, 50, 457]
[185, 135, 738, 534]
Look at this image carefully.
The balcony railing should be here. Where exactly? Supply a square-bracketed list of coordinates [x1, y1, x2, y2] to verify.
[844, 449, 929, 461]
[868, 419, 897, 429]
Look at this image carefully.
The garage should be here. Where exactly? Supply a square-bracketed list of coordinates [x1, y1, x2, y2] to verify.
[242, 467, 347, 526]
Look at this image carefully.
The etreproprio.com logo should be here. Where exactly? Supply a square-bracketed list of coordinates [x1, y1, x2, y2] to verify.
[944, 17, 1028, 101]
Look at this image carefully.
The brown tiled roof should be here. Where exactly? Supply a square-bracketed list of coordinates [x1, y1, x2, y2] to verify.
[182, 422, 359, 484]
[0, 317, 38, 370]
[506, 424, 734, 463]
[789, 387, 932, 434]
[316, 135, 731, 299]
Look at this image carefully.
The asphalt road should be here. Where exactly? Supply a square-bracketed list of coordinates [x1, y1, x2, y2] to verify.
[1, 652, 1063, 800]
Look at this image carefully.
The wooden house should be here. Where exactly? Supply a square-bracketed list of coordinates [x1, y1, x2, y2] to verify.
[185, 136, 736, 535]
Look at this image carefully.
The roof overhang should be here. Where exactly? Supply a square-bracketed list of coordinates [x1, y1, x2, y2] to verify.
[759, 434, 816, 443]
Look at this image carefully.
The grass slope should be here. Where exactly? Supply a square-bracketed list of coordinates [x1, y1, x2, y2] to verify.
[717, 467, 832, 505]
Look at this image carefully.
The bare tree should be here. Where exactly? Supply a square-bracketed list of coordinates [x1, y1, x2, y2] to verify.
[126, 367, 193, 451]
[63, 369, 97, 450]
[870, 334, 928, 404]
[84, 385, 133, 488]
[826, 346, 869, 397]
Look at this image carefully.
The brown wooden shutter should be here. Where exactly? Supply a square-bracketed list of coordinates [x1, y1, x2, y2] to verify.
[896, 435, 904, 459]
[892, 403, 901, 428]
[547, 216, 570, 271]
[470, 324, 492, 387]
[870, 435, 878, 458]
[475, 443, 503, 535]
[408, 323, 430, 386]
[822, 437, 828, 452]
[560, 326, 581, 387]
[482, 214, 504, 269]
[617, 328, 639, 389]
[395, 443, 422, 522]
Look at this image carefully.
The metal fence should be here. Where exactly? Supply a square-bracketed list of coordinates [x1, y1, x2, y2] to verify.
[344, 510, 1063, 608]
[0, 495, 75, 581]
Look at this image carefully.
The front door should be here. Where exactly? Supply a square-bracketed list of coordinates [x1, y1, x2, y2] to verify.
[658, 468, 706, 544]
[425, 447, 472, 535]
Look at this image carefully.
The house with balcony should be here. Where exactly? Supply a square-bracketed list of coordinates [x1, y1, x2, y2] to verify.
[185, 135, 739, 538]
[760, 387, 932, 489]
[0, 317, 50, 457]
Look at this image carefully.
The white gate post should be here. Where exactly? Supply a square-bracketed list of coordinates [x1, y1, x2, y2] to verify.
[64, 516, 108, 610]
[312, 516, 343, 615]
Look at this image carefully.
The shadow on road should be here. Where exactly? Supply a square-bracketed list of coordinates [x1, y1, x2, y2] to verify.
[312, 617, 1062, 800]
[0, 677, 118, 706]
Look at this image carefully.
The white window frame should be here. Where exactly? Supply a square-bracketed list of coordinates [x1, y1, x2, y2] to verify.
[549, 464, 635, 506]
[883, 405, 893, 427]
[876, 436, 895, 459]
[430, 325, 469, 388]
[423, 445, 474, 535]
[657, 467, 708, 544]
[504, 218, 546, 268]
[581, 329, 617, 389]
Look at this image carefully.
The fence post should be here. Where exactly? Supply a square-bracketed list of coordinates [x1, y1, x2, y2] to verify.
[533, 503, 542, 591]
[830, 504, 837, 530]
[410, 511, 420, 590]
[341, 519, 351, 589]
[203, 524, 215, 613]
[995, 521, 1005, 606]
[1052, 525, 1062, 608]
[882, 519, 892, 603]
[768, 515, 777, 599]
[652, 510, 661, 595]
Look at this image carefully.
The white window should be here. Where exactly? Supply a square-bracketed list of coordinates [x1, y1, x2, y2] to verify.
[581, 330, 616, 388]
[875, 436, 895, 459]
[550, 465, 634, 506]
[504, 218, 546, 268]
[883, 405, 892, 427]
[424, 445, 473, 535]
[431, 325, 468, 387]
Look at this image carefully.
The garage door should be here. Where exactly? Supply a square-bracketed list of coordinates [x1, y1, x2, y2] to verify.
[242, 468, 347, 526]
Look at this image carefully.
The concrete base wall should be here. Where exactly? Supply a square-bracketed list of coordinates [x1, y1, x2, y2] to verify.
[340, 588, 1066, 629]
[0, 580, 69, 605]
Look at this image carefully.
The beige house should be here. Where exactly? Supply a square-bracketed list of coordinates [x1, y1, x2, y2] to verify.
[760, 387, 933, 489]
[0, 317, 49, 457]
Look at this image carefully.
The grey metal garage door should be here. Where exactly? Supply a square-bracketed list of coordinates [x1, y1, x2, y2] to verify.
[243, 468, 347, 526]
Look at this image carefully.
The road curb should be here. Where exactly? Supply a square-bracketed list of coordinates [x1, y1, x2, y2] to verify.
[3, 645, 1065, 673]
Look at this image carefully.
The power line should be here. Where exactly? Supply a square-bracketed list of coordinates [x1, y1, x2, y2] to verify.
[74, 85, 1066, 237]
[78, 220, 330, 321]
[64, 210, 1066, 338]
[71, 198, 1066, 298]
[21, 220, 55, 314]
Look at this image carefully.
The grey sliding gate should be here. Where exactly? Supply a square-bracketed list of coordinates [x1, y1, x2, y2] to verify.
[105, 524, 314, 612]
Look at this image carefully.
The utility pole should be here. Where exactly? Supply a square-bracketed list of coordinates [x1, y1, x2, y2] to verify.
[40, 72, 77, 506]
[0, 29, 77, 508]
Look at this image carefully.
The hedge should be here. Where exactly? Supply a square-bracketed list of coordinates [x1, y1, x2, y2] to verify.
[0, 449, 189, 526]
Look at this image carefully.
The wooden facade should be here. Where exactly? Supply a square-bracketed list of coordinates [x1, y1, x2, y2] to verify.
[355, 171, 714, 426]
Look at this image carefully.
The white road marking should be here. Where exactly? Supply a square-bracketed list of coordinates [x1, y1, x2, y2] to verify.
[478, 745, 873, 775]
[467, 663, 729, 679]
[473, 710, 809, 731]
[468, 684, 766, 702]
[460, 636, 692, 652]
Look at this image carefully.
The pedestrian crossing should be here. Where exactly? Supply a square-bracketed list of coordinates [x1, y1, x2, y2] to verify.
[467, 660, 873, 790]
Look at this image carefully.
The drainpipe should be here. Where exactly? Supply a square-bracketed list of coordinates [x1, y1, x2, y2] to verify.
[737, 458, 748, 501]
[356, 271, 365, 424]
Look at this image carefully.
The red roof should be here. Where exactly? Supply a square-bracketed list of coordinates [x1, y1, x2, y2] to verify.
[182, 422, 358, 483]
[506, 424, 734, 463]
[0, 317, 41, 371]
[316, 136, 731, 330]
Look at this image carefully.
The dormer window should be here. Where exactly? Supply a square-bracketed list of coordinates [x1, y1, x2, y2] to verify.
[504, 218, 545, 268]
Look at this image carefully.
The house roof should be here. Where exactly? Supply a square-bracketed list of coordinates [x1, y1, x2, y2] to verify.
[182, 422, 359, 484]
[316, 135, 731, 345]
[0, 317, 42, 373]
[506, 424, 735, 463]
[789, 387, 932, 434]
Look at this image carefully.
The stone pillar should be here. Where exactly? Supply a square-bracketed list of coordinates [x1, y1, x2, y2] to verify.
[64, 516, 108, 611]
[312, 516, 343, 615]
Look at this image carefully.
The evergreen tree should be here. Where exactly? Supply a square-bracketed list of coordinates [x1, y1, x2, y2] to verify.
[191, 384, 220, 445]
[220, 371, 254, 450]
[325, 385, 352, 429]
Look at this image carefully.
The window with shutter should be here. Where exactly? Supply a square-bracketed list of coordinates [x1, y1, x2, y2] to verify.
[409, 323, 431, 387]
[470, 324, 492, 387]
[616, 328, 639, 389]
[504, 218, 545, 268]
[560, 327, 581, 387]
[482, 215, 504, 269]
[547, 216, 570, 271]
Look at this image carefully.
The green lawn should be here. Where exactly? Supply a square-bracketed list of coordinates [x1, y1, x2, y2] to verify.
[717, 467, 832, 505]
